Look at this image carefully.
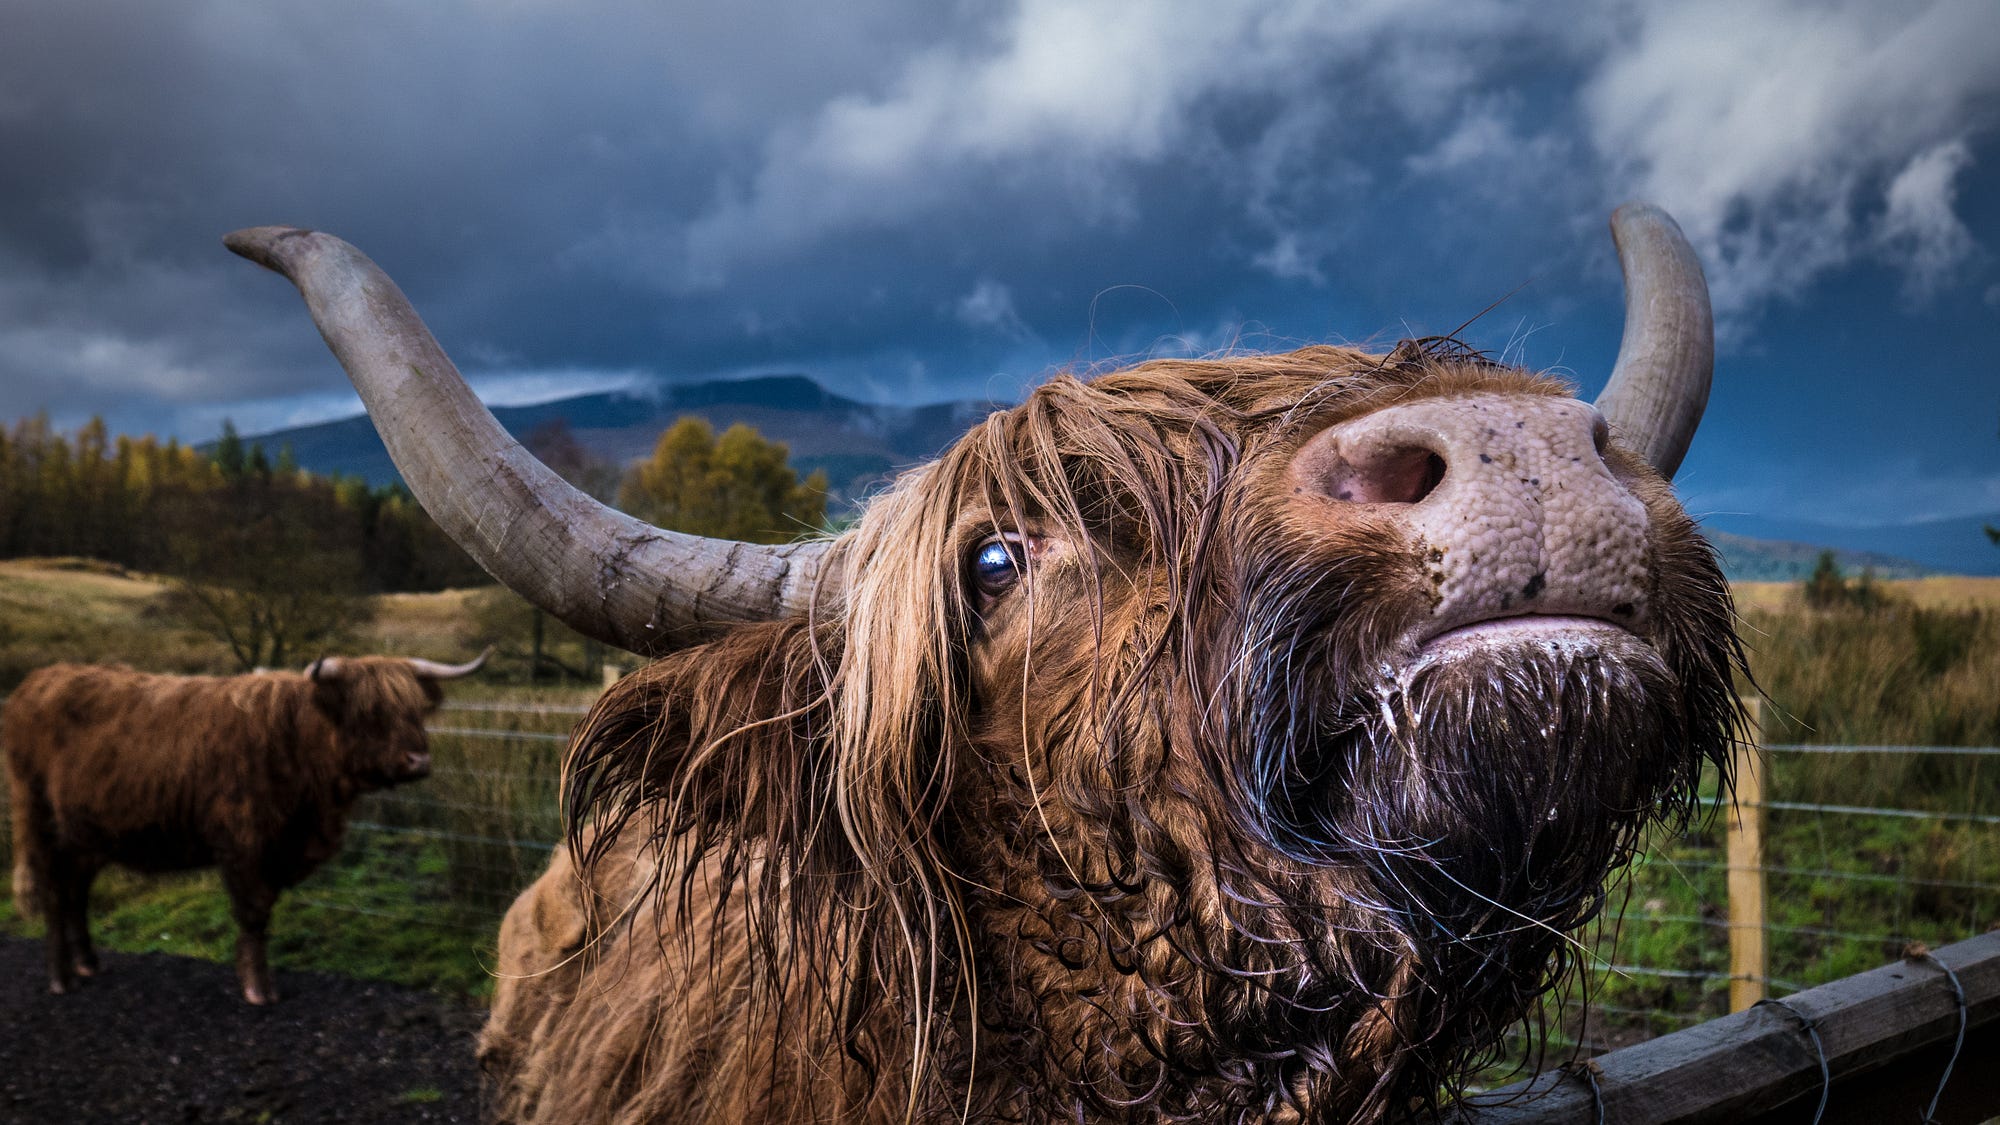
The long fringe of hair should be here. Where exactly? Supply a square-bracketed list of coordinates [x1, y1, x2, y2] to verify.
[552, 340, 1745, 1122]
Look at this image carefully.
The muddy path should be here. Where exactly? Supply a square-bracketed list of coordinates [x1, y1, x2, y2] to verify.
[0, 937, 484, 1123]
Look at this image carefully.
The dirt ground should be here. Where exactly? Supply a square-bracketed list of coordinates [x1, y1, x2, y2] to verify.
[0, 937, 485, 1124]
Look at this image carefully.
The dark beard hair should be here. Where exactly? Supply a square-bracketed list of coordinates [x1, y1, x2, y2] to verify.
[1221, 605, 1734, 1113]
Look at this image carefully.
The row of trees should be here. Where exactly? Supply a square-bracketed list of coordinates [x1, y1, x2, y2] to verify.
[479, 418, 829, 684]
[0, 413, 827, 674]
[0, 416, 484, 593]
[615, 417, 829, 542]
[1802, 551, 1891, 611]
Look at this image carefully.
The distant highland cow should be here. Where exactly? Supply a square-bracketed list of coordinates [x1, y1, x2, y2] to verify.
[230, 205, 1742, 1121]
[5, 652, 485, 1003]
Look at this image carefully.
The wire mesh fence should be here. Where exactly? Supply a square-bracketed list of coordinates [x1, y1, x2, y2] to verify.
[303, 698, 586, 937]
[312, 706, 2000, 1041]
[1522, 738, 2000, 1063]
[2, 689, 1995, 1034]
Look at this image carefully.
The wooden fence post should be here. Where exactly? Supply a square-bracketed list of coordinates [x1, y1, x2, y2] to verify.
[1726, 695, 1768, 1012]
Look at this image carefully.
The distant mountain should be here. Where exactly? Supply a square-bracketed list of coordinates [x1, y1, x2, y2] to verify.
[243, 374, 1002, 506]
[1701, 512, 2000, 578]
[245, 377, 2000, 578]
[1702, 530, 1934, 583]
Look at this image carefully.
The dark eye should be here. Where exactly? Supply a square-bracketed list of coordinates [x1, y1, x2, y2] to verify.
[971, 536, 1028, 598]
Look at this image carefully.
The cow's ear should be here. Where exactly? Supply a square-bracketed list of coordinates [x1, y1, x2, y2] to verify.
[306, 673, 349, 715]
[564, 618, 839, 866]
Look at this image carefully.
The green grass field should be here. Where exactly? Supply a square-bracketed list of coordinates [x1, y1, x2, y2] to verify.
[1546, 590, 2000, 1052]
[4, 558, 1998, 1034]
[0, 557, 592, 998]
[0, 677, 587, 999]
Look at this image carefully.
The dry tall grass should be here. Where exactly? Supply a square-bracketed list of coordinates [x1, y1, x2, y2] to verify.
[1742, 598, 2000, 820]
[6, 561, 1997, 1011]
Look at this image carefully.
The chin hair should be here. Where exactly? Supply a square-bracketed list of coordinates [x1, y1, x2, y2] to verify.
[1233, 628, 1725, 1097]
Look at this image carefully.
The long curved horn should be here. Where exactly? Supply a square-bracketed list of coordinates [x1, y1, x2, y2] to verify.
[225, 227, 827, 656]
[407, 646, 493, 681]
[1593, 202, 1714, 480]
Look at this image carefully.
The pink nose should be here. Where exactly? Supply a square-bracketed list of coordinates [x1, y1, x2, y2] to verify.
[1288, 393, 1652, 642]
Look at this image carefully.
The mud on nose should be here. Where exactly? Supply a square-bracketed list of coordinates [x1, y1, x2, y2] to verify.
[1289, 393, 1652, 642]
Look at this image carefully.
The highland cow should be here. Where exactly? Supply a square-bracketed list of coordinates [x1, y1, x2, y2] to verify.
[5, 652, 486, 1003]
[228, 204, 1743, 1121]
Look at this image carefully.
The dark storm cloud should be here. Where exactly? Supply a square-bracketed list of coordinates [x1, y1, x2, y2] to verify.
[1, 0, 1996, 525]
[0, 0, 991, 418]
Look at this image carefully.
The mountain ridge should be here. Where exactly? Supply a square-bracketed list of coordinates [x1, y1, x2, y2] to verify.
[236, 374, 1992, 579]
[241, 374, 1001, 506]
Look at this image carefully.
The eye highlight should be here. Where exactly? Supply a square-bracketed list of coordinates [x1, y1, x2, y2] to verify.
[970, 535, 1030, 599]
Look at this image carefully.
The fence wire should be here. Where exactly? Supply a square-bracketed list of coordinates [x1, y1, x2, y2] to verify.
[1, 696, 1992, 1062]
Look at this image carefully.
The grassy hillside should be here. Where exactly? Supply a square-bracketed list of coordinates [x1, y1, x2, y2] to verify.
[1734, 574, 2000, 612]
[1562, 576, 2000, 1054]
[3, 560, 1997, 1021]
[0, 557, 614, 692]
[1707, 529, 1934, 582]
[0, 558, 233, 688]
[0, 559, 577, 997]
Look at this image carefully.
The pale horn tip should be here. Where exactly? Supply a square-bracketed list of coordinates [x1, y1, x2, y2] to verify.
[406, 646, 494, 681]
[1595, 200, 1713, 481]
[1609, 200, 1673, 229]
[223, 226, 318, 274]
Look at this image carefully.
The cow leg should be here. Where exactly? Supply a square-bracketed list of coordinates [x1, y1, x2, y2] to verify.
[39, 853, 80, 995]
[60, 860, 102, 978]
[221, 865, 280, 1005]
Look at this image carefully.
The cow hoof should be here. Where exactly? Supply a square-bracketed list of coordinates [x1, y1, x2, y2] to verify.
[47, 979, 73, 996]
[71, 961, 97, 979]
[243, 985, 278, 1005]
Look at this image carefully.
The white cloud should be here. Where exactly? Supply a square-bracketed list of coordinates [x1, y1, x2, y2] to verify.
[661, 0, 1496, 287]
[1689, 465, 2000, 528]
[649, 0, 2000, 322]
[467, 367, 650, 406]
[1875, 139, 1978, 300]
[1406, 105, 1567, 177]
[1582, 0, 2000, 314]
[1252, 232, 1323, 284]
[954, 279, 1032, 338]
[170, 367, 648, 441]
[6, 0, 1998, 448]
[0, 324, 224, 400]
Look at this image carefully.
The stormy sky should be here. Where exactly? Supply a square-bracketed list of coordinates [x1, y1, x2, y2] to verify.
[2, 0, 1996, 529]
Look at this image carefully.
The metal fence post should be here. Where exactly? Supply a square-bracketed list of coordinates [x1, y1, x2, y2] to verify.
[1727, 696, 1768, 1012]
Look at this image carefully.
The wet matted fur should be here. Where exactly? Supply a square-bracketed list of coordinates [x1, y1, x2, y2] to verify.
[482, 343, 1744, 1124]
[5, 658, 446, 1001]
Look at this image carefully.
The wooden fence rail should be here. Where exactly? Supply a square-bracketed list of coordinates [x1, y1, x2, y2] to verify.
[1728, 696, 1769, 1011]
[1452, 930, 2000, 1124]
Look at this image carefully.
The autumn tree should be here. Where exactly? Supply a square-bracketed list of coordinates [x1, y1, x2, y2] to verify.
[1988, 413, 1997, 547]
[211, 418, 249, 480]
[526, 419, 620, 503]
[155, 478, 371, 671]
[617, 417, 827, 543]
[463, 421, 630, 683]
[1802, 550, 1887, 612]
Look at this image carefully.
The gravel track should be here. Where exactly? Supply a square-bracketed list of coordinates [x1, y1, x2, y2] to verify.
[0, 938, 484, 1124]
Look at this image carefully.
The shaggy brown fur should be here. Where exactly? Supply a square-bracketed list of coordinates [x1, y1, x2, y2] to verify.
[485, 343, 1744, 1123]
[4, 658, 449, 1003]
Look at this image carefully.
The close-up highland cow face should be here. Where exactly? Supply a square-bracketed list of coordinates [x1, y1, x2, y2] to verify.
[229, 204, 1744, 1123]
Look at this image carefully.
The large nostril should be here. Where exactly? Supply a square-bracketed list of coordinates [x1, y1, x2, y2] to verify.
[1320, 444, 1447, 505]
[1592, 413, 1611, 455]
